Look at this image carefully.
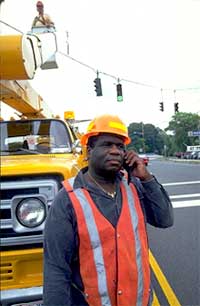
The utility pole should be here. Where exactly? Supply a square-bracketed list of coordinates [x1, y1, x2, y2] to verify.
[65, 31, 69, 55]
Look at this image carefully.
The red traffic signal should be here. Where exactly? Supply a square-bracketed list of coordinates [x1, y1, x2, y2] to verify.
[159, 102, 164, 112]
[174, 102, 179, 113]
[94, 77, 102, 96]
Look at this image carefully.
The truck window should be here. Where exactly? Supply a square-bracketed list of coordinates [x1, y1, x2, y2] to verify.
[0, 119, 73, 155]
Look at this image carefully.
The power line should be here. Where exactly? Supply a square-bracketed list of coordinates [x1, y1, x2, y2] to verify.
[58, 51, 200, 92]
[58, 51, 96, 73]
[1, 20, 200, 93]
[121, 77, 157, 89]
[59, 51, 160, 88]
[0, 19, 24, 34]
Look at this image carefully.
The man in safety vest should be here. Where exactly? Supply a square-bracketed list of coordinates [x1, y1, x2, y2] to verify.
[32, 1, 54, 28]
[43, 114, 174, 306]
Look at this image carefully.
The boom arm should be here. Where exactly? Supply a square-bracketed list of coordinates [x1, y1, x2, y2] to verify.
[0, 80, 54, 118]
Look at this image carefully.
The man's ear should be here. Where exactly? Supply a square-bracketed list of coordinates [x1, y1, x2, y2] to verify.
[86, 146, 91, 159]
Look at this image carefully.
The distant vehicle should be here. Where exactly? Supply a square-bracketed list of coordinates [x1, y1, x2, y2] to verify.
[183, 151, 192, 159]
[139, 154, 149, 166]
[191, 151, 200, 160]
[175, 152, 184, 159]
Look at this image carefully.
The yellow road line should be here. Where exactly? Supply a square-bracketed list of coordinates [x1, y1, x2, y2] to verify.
[149, 250, 181, 306]
[152, 291, 160, 306]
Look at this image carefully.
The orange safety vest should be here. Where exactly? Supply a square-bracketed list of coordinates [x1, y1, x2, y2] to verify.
[63, 177, 150, 306]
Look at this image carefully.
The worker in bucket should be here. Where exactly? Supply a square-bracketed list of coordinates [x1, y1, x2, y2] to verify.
[32, 1, 54, 28]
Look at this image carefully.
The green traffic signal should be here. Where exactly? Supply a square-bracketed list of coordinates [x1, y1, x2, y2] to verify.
[117, 95, 123, 102]
[117, 83, 123, 102]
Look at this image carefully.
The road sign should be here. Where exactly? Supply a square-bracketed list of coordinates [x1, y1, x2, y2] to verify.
[188, 130, 200, 137]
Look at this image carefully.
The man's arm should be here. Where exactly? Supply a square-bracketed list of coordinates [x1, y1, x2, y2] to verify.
[44, 14, 55, 26]
[124, 150, 174, 228]
[43, 189, 76, 305]
[32, 16, 38, 27]
[140, 177, 174, 228]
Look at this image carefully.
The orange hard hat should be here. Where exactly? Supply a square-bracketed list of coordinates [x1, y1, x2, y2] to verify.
[80, 114, 131, 145]
[36, 1, 44, 7]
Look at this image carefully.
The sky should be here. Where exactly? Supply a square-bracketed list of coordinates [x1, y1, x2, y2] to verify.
[1, 0, 200, 131]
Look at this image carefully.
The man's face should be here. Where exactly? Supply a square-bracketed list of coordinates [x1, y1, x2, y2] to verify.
[88, 133, 125, 175]
[37, 4, 43, 13]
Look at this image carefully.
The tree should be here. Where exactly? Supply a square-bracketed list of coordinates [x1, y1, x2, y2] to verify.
[165, 112, 200, 152]
[127, 122, 165, 154]
[127, 122, 144, 152]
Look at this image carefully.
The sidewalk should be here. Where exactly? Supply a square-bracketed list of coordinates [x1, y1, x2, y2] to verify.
[164, 157, 200, 164]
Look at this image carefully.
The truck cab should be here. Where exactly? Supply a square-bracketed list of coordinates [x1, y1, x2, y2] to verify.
[0, 117, 85, 305]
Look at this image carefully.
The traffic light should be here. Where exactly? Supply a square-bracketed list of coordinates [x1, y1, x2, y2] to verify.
[94, 77, 102, 96]
[159, 102, 164, 112]
[117, 83, 123, 102]
[174, 102, 179, 113]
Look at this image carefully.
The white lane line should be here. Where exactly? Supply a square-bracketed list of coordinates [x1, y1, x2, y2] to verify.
[170, 193, 200, 199]
[172, 199, 200, 208]
[163, 181, 200, 186]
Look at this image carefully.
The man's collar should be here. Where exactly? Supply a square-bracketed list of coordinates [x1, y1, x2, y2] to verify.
[73, 167, 123, 190]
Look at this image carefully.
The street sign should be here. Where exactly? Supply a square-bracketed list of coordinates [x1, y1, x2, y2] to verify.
[187, 145, 200, 152]
[188, 131, 200, 137]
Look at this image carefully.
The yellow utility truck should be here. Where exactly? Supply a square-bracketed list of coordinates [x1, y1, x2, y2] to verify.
[0, 29, 85, 305]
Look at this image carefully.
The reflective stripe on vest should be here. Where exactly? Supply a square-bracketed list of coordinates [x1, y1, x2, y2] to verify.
[63, 177, 150, 306]
[120, 180, 150, 306]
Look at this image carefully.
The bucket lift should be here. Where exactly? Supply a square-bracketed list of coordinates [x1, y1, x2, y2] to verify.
[0, 27, 58, 80]
[0, 27, 59, 118]
[30, 26, 58, 69]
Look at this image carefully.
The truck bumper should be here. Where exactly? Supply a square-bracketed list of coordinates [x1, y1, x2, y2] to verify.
[1, 286, 43, 306]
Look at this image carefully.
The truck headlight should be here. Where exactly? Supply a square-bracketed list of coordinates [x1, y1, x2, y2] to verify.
[16, 198, 46, 228]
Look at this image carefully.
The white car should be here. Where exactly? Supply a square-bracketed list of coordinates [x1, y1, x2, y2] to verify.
[139, 154, 149, 166]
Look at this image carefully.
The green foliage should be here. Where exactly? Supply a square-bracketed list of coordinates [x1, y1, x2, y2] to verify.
[127, 122, 165, 154]
[127, 112, 200, 156]
[165, 112, 200, 152]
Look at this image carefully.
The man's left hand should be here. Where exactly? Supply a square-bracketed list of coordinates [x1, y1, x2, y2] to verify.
[123, 150, 153, 181]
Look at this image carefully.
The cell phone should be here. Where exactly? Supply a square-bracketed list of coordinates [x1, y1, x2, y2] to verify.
[122, 161, 134, 172]
[122, 160, 135, 184]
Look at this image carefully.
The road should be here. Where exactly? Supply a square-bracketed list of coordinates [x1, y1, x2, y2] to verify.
[147, 159, 200, 306]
